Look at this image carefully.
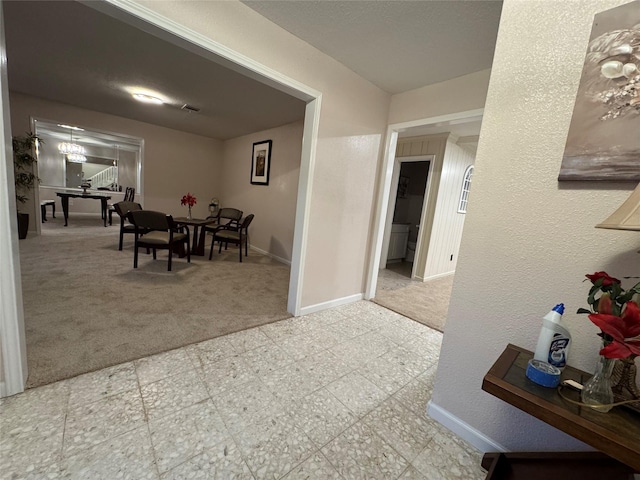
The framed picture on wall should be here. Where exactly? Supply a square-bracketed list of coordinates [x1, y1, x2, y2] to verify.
[251, 140, 272, 185]
[558, 1, 640, 181]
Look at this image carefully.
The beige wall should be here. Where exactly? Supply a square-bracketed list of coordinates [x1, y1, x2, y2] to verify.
[9, 92, 223, 226]
[221, 121, 304, 263]
[433, 0, 639, 451]
[389, 69, 491, 125]
[138, 0, 390, 308]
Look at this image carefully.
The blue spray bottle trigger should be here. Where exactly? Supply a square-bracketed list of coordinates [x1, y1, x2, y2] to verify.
[552, 304, 565, 315]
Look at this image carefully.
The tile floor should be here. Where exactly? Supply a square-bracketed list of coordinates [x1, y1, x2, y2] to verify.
[1, 301, 486, 479]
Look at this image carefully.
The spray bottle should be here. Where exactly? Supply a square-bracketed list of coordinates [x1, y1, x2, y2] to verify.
[533, 303, 571, 370]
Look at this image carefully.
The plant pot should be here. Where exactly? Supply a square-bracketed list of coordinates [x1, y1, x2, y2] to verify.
[17, 212, 29, 239]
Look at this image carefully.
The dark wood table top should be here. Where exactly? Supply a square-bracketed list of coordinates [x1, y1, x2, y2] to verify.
[482, 344, 640, 472]
[173, 217, 218, 226]
[56, 192, 111, 200]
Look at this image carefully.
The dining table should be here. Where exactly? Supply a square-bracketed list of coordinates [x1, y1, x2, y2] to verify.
[173, 217, 218, 256]
[56, 192, 111, 227]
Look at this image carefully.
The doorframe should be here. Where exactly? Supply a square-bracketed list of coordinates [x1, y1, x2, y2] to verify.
[379, 155, 434, 278]
[0, 0, 322, 396]
[365, 108, 484, 300]
[0, 1, 29, 397]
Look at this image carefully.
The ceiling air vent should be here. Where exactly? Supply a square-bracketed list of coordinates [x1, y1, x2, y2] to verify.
[181, 104, 200, 113]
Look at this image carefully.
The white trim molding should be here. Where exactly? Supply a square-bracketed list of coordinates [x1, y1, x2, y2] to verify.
[0, 1, 29, 397]
[427, 400, 508, 454]
[248, 245, 291, 266]
[298, 293, 363, 317]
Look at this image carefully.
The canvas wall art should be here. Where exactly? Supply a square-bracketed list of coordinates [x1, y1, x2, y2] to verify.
[559, 0, 640, 181]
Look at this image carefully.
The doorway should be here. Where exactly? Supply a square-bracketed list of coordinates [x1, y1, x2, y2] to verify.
[0, 0, 321, 396]
[384, 159, 431, 279]
[365, 110, 484, 300]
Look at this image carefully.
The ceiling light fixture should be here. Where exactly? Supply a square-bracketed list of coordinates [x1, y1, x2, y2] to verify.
[58, 128, 86, 158]
[57, 124, 84, 131]
[132, 93, 164, 104]
[58, 142, 86, 155]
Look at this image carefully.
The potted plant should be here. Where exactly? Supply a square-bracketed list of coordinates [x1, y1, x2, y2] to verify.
[13, 132, 41, 239]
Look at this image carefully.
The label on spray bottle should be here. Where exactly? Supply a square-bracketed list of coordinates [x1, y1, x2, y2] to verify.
[548, 334, 569, 368]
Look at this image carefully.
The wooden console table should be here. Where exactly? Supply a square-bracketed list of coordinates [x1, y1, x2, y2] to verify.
[482, 344, 640, 475]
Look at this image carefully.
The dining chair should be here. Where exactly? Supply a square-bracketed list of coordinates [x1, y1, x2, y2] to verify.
[108, 187, 135, 225]
[204, 207, 243, 245]
[128, 210, 190, 271]
[206, 207, 243, 228]
[113, 201, 144, 250]
[209, 214, 254, 262]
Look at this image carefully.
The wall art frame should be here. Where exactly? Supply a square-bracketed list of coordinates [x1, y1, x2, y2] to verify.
[250, 139, 272, 186]
[558, 1, 640, 181]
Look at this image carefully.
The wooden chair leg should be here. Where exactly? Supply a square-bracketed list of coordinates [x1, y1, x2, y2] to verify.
[133, 245, 139, 268]
[209, 238, 215, 260]
[152, 249, 157, 260]
[168, 249, 172, 271]
[119, 231, 124, 251]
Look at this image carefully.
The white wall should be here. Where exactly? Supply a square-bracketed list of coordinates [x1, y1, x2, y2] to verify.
[221, 121, 304, 263]
[136, 0, 390, 308]
[9, 92, 223, 224]
[424, 137, 475, 279]
[432, 0, 639, 452]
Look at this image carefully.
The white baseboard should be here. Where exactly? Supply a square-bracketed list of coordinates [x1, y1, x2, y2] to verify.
[248, 245, 291, 266]
[298, 293, 363, 316]
[422, 271, 455, 282]
[427, 400, 507, 453]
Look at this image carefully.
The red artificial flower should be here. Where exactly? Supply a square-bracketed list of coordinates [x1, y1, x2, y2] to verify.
[589, 301, 640, 359]
[586, 271, 621, 287]
[180, 193, 197, 207]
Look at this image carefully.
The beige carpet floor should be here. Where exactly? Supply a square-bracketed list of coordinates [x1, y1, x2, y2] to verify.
[19, 215, 291, 388]
[374, 266, 453, 332]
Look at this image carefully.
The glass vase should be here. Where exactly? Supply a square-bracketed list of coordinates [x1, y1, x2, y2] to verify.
[581, 355, 615, 413]
[187, 205, 192, 220]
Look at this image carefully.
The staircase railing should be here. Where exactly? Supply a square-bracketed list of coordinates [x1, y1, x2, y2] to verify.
[88, 166, 116, 188]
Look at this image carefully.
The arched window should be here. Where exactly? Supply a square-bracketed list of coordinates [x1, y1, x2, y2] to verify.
[458, 165, 474, 213]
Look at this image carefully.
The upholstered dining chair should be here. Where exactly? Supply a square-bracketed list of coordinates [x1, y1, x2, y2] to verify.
[128, 210, 190, 271]
[108, 187, 135, 225]
[204, 206, 243, 245]
[113, 201, 144, 251]
[206, 207, 243, 228]
[209, 214, 254, 262]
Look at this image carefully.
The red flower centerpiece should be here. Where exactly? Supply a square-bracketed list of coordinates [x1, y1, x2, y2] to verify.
[578, 272, 640, 412]
[181, 193, 197, 219]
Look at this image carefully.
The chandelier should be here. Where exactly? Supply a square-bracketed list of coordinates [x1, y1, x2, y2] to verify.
[58, 125, 86, 162]
[58, 142, 86, 155]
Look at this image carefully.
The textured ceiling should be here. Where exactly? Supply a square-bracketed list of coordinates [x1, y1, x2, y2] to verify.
[242, 0, 502, 94]
[3, 1, 306, 141]
[3, 1, 500, 140]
